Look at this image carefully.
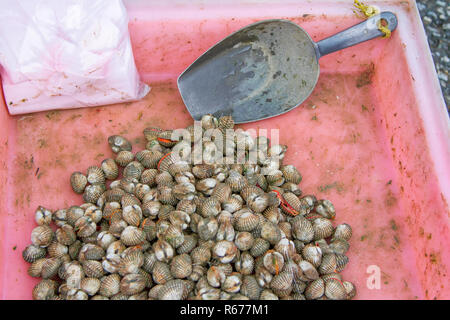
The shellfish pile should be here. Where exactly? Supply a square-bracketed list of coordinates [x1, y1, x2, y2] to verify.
[23, 115, 355, 300]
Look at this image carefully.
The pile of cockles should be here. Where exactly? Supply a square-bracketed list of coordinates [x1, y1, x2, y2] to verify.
[22, 114, 356, 300]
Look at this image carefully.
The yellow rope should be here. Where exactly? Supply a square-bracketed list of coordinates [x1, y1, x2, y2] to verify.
[353, 0, 391, 38]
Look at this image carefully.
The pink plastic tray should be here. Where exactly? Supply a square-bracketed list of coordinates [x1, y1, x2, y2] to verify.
[1, 0, 449, 300]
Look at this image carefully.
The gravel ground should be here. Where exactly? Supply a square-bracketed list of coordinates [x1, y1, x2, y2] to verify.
[416, 0, 449, 110]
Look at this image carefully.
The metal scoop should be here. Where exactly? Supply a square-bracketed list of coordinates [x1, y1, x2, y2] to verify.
[178, 12, 398, 123]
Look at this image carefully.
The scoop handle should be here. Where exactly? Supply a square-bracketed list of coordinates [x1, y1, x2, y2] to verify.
[315, 11, 398, 58]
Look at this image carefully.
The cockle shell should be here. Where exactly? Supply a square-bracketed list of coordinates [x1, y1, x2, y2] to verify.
[23, 244, 47, 263]
[240, 275, 261, 300]
[325, 278, 347, 300]
[280, 165, 302, 184]
[120, 273, 146, 295]
[152, 261, 174, 285]
[302, 243, 323, 268]
[32, 279, 57, 300]
[260, 222, 282, 245]
[291, 216, 314, 242]
[121, 226, 146, 247]
[87, 166, 106, 185]
[99, 274, 121, 297]
[234, 232, 254, 251]
[212, 240, 237, 264]
[100, 159, 119, 181]
[81, 277, 101, 296]
[31, 225, 54, 248]
[115, 150, 135, 167]
[108, 135, 132, 153]
[332, 223, 353, 242]
[70, 172, 88, 194]
[233, 209, 259, 232]
[305, 278, 325, 300]
[270, 271, 293, 297]
[170, 254, 193, 279]
[35, 206, 52, 226]
[83, 184, 106, 204]
[250, 238, 270, 258]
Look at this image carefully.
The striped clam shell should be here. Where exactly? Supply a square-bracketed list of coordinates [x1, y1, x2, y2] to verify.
[330, 238, 350, 255]
[325, 278, 348, 300]
[299, 260, 320, 281]
[280, 192, 302, 216]
[192, 164, 214, 179]
[343, 281, 356, 299]
[270, 271, 293, 297]
[170, 254, 193, 279]
[304, 278, 325, 300]
[274, 238, 296, 260]
[23, 244, 47, 263]
[152, 261, 174, 285]
[332, 223, 353, 241]
[140, 169, 158, 186]
[198, 197, 221, 218]
[234, 232, 254, 251]
[177, 234, 198, 255]
[101, 159, 119, 180]
[335, 253, 349, 272]
[162, 224, 185, 248]
[81, 278, 101, 296]
[318, 253, 337, 275]
[226, 171, 248, 192]
[233, 209, 260, 232]
[250, 238, 270, 258]
[115, 150, 135, 167]
[70, 172, 88, 194]
[99, 274, 121, 297]
[262, 206, 281, 224]
[197, 217, 219, 241]
[240, 275, 261, 300]
[291, 216, 314, 242]
[83, 184, 106, 204]
[31, 225, 54, 248]
[157, 130, 177, 147]
[263, 251, 284, 275]
[260, 221, 282, 245]
[212, 240, 237, 264]
[87, 166, 106, 185]
[82, 260, 105, 278]
[222, 194, 244, 213]
[157, 185, 178, 206]
[122, 205, 143, 227]
[157, 279, 187, 300]
[40, 257, 62, 279]
[281, 182, 302, 196]
[260, 289, 279, 300]
[47, 241, 68, 258]
[108, 135, 132, 153]
[302, 243, 323, 268]
[280, 165, 302, 184]
[120, 226, 146, 246]
[211, 183, 232, 203]
[137, 150, 163, 169]
[312, 217, 334, 240]
[120, 273, 146, 295]
[123, 161, 144, 180]
[32, 279, 58, 300]
[34, 206, 52, 226]
[235, 251, 255, 276]
[314, 199, 336, 219]
[143, 126, 163, 141]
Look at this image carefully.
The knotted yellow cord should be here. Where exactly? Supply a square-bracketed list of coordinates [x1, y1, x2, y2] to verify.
[353, 0, 391, 38]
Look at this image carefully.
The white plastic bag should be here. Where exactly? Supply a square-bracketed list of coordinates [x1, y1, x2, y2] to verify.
[0, 0, 149, 115]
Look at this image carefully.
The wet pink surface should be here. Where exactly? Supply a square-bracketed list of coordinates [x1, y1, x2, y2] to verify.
[0, 1, 449, 299]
